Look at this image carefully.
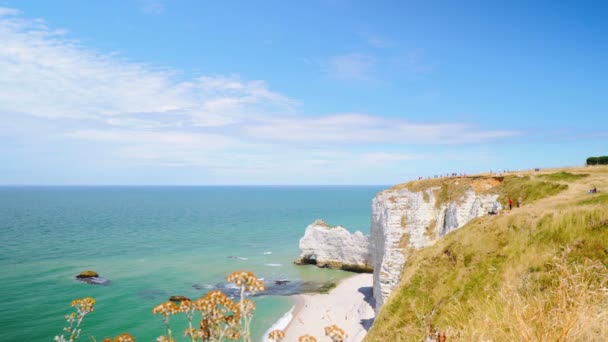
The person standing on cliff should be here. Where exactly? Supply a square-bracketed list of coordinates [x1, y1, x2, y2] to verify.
[508, 198, 513, 210]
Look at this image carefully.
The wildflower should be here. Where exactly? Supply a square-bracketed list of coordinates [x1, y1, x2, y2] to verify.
[152, 301, 179, 316]
[226, 271, 266, 293]
[156, 336, 175, 342]
[113, 333, 136, 342]
[70, 297, 96, 313]
[267, 329, 286, 342]
[324, 324, 348, 342]
[298, 335, 317, 342]
[224, 327, 241, 340]
[183, 327, 197, 337]
[239, 298, 256, 316]
[178, 299, 193, 313]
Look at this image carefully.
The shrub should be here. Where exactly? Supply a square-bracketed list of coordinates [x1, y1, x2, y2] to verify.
[587, 156, 608, 165]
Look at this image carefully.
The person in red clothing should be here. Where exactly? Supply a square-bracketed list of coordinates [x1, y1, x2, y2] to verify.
[508, 198, 513, 210]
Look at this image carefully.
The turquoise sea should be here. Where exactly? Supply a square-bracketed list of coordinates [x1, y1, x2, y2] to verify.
[0, 186, 382, 341]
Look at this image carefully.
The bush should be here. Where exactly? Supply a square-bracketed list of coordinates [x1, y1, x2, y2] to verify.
[587, 156, 608, 165]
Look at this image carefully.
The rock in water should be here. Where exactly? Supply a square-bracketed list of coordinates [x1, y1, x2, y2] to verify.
[169, 295, 190, 302]
[295, 219, 372, 272]
[75, 270, 111, 285]
[76, 270, 99, 278]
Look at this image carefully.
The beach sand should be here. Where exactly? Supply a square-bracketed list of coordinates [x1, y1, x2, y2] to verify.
[282, 273, 375, 342]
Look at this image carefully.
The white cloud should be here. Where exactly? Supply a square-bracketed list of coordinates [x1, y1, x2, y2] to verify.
[325, 53, 375, 80]
[0, 8, 522, 182]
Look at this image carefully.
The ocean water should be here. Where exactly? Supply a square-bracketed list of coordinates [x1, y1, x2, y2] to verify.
[0, 186, 382, 341]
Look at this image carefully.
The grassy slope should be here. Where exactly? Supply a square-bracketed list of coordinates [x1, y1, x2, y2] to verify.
[366, 166, 608, 341]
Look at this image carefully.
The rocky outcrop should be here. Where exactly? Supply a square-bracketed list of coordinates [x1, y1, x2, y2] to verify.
[295, 220, 372, 272]
[371, 186, 501, 310]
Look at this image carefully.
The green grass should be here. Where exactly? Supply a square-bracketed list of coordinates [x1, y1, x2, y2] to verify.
[491, 175, 567, 204]
[538, 171, 589, 182]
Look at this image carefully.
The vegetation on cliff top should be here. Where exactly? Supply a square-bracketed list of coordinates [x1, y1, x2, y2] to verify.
[366, 166, 608, 341]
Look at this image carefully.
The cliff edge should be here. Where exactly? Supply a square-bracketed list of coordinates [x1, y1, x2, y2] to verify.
[371, 177, 502, 310]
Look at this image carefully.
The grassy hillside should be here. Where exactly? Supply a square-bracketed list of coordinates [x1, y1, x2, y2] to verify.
[366, 166, 608, 341]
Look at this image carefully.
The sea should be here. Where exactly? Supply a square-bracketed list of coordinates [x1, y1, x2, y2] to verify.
[0, 186, 383, 341]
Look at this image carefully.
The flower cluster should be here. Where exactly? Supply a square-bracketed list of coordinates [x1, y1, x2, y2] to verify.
[102, 333, 136, 342]
[55, 297, 97, 342]
[178, 299, 194, 313]
[267, 329, 285, 342]
[70, 297, 96, 313]
[324, 325, 348, 342]
[155, 336, 176, 342]
[152, 301, 179, 316]
[226, 271, 266, 293]
[239, 299, 256, 317]
[298, 335, 317, 342]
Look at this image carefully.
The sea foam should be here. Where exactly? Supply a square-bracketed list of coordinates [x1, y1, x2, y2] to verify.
[262, 306, 294, 342]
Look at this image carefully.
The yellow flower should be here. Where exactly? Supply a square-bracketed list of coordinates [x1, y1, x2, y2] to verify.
[268, 329, 286, 342]
[156, 336, 175, 342]
[324, 325, 348, 342]
[70, 297, 96, 313]
[226, 271, 266, 293]
[152, 301, 179, 316]
[113, 333, 136, 342]
[298, 334, 317, 342]
[239, 298, 256, 316]
[178, 299, 193, 313]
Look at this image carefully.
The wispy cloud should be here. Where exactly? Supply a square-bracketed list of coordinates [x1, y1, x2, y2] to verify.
[0, 11, 295, 124]
[325, 53, 376, 80]
[392, 48, 435, 74]
[0, 7, 19, 16]
[359, 32, 394, 48]
[243, 113, 518, 145]
[139, 0, 165, 14]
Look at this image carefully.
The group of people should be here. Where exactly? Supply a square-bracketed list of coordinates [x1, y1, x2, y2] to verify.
[489, 197, 521, 215]
[507, 197, 522, 210]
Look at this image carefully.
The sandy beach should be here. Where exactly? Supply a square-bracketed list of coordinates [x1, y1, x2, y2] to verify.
[282, 273, 375, 342]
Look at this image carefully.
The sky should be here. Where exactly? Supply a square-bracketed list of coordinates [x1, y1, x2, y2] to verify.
[0, 0, 606, 185]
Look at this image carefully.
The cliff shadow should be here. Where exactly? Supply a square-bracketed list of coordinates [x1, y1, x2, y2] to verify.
[358, 286, 375, 331]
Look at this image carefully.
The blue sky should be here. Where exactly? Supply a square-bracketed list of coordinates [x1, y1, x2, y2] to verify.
[0, 1, 606, 185]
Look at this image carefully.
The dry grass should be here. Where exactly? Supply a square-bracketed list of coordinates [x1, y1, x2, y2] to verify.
[448, 249, 608, 341]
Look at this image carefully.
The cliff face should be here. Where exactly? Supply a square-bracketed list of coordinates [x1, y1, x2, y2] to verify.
[371, 186, 501, 310]
[296, 219, 372, 272]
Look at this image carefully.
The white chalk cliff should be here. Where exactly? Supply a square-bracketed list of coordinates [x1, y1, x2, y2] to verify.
[296, 219, 372, 272]
[295, 179, 503, 312]
[370, 187, 501, 310]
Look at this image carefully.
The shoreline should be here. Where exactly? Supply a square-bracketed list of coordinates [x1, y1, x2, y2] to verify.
[281, 273, 375, 342]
